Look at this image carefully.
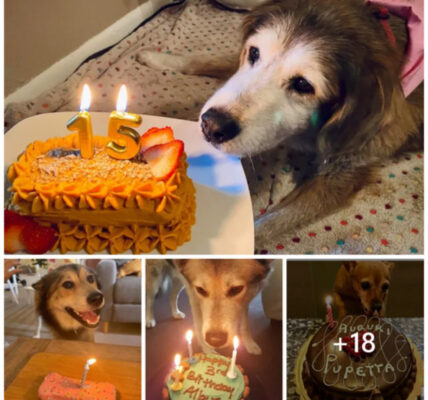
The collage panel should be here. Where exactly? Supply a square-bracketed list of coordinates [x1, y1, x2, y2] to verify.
[145, 258, 283, 399]
[4, 258, 142, 399]
[287, 259, 423, 400]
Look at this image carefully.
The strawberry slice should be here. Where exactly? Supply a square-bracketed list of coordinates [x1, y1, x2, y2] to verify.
[143, 140, 184, 180]
[5, 210, 29, 253]
[21, 222, 57, 254]
[140, 126, 175, 152]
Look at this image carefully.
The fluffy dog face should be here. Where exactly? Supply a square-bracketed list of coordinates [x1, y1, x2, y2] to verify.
[33, 264, 104, 331]
[176, 259, 271, 349]
[200, 0, 400, 157]
[344, 261, 393, 317]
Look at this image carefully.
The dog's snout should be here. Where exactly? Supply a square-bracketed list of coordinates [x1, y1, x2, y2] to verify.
[87, 291, 104, 307]
[371, 301, 382, 312]
[205, 330, 228, 348]
[201, 108, 240, 144]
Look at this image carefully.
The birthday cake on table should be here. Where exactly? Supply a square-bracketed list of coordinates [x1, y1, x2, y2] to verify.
[299, 315, 418, 400]
[7, 126, 196, 254]
[38, 372, 116, 399]
[163, 353, 250, 400]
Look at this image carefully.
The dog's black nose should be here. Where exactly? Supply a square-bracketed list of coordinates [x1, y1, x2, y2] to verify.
[205, 330, 228, 347]
[371, 301, 382, 312]
[201, 108, 240, 144]
[87, 291, 104, 307]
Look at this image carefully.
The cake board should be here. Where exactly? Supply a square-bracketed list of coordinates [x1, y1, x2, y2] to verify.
[5, 352, 141, 400]
[293, 334, 423, 400]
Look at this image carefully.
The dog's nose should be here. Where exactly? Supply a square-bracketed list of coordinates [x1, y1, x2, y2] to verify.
[87, 292, 104, 307]
[371, 301, 382, 313]
[205, 330, 228, 348]
[201, 108, 240, 144]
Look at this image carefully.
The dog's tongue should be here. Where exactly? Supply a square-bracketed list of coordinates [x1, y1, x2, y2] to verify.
[79, 311, 98, 323]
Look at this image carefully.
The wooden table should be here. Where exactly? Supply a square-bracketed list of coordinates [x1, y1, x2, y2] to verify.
[5, 337, 141, 399]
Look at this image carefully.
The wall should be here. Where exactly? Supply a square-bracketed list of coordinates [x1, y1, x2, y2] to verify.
[5, 0, 147, 96]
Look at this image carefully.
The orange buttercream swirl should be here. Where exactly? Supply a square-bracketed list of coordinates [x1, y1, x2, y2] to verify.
[8, 133, 187, 213]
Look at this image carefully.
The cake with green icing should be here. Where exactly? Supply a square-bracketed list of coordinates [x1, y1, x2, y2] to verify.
[162, 353, 250, 400]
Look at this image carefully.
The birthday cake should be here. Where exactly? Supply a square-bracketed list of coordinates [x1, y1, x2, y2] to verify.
[7, 126, 196, 254]
[163, 353, 250, 400]
[300, 315, 417, 400]
[38, 372, 116, 399]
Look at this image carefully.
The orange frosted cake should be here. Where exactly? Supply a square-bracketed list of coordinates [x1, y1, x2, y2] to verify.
[7, 127, 196, 254]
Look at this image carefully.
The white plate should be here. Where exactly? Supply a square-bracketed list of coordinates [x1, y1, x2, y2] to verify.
[4, 112, 254, 254]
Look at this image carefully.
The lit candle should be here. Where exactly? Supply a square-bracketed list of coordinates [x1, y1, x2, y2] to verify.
[171, 354, 183, 391]
[67, 84, 94, 159]
[227, 336, 239, 379]
[325, 295, 335, 329]
[185, 330, 194, 362]
[80, 358, 96, 388]
[107, 84, 142, 160]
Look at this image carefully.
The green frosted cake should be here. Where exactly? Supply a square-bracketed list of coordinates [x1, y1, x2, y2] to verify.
[162, 353, 250, 400]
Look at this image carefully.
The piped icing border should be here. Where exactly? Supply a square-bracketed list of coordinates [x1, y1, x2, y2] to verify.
[8, 133, 187, 214]
[51, 188, 195, 254]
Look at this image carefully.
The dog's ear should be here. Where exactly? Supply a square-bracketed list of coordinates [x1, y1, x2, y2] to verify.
[257, 259, 273, 273]
[383, 261, 394, 272]
[32, 279, 43, 291]
[172, 259, 188, 273]
[343, 261, 357, 272]
[251, 259, 273, 283]
[316, 46, 401, 162]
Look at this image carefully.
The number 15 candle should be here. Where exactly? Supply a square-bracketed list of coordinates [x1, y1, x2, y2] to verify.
[66, 84, 94, 159]
[107, 84, 142, 160]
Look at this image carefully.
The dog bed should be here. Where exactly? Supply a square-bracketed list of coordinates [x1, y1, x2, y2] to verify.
[5, 0, 422, 255]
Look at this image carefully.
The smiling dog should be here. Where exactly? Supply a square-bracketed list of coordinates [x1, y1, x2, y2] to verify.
[139, 0, 423, 242]
[33, 264, 104, 341]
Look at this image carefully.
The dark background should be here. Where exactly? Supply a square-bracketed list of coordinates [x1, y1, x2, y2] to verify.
[287, 260, 423, 318]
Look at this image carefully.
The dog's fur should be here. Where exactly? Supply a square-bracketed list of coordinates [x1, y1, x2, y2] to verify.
[145, 259, 186, 328]
[139, 0, 423, 241]
[146, 259, 271, 354]
[117, 259, 142, 279]
[175, 259, 271, 354]
[32, 264, 105, 341]
[334, 261, 393, 317]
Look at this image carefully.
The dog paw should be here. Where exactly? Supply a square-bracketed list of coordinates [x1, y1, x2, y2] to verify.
[146, 319, 157, 328]
[172, 310, 185, 320]
[243, 340, 262, 355]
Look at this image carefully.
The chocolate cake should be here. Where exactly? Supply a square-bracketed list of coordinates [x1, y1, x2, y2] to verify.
[302, 315, 417, 400]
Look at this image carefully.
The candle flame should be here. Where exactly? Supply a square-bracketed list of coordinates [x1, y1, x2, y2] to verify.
[80, 84, 91, 112]
[325, 295, 333, 306]
[186, 330, 193, 343]
[88, 358, 96, 365]
[174, 354, 181, 367]
[233, 336, 239, 350]
[116, 84, 128, 112]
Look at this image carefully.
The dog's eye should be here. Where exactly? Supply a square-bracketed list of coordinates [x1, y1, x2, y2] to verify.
[382, 283, 390, 292]
[195, 286, 209, 297]
[290, 76, 315, 95]
[360, 281, 371, 290]
[62, 281, 74, 289]
[87, 275, 95, 284]
[248, 46, 260, 66]
[227, 285, 244, 297]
